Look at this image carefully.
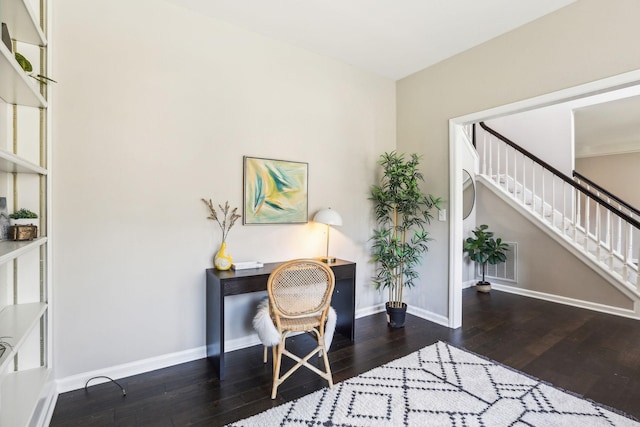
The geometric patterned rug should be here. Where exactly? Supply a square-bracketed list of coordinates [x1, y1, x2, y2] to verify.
[227, 341, 639, 426]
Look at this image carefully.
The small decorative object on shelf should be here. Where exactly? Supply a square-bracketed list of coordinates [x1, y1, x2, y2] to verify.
[9, 208, 38, 224]
[9, 208, 38, 240]
[1, 23, 11, 52]
[202, 198, 241, 270]
[14, 51, 57, 85]
[0, 337, 13, 359]
[11, 225, 37, 241]
[0, 197, 9, 240]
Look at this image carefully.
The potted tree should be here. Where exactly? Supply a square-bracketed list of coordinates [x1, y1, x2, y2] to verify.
[463, 224, 509, 293]
[370, 152, 442, 328]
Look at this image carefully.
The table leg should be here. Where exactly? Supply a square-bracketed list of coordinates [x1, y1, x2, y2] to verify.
[206, 270, 225, 379]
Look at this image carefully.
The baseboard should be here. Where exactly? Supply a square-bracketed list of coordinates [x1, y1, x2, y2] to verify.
[226, 333, 263, 352]
[33, 379, 58, 427]
[491, 283, 639, 319]
[55, 302, 451, 395]
[462, 280, 476, 289]
[56, 346, 206, 393]
[406, 304, 450, 327]
[356, 303, 385, 318]
[356, 302, 449, 327]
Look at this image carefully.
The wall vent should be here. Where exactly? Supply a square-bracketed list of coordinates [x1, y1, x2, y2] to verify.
[477, 241, 517, 283]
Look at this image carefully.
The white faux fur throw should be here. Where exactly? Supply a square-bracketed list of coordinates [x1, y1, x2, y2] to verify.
[252, 299, 337, 350]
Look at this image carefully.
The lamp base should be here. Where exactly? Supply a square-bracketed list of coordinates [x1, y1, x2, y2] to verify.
[319, 256, 337, 264]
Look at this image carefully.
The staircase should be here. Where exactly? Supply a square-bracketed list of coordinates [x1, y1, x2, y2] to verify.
[470, 122, 640, 302]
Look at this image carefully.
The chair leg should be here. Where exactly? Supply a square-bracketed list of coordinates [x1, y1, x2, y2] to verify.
[272, 345, 277, 377]
[270, 330, 333, 399]
[271, 338, 285, 399]
[263, 346, 268, 364]
[320, 341, 333, 389]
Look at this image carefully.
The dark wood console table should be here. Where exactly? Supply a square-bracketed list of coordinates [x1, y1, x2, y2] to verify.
[206, 259, 356, 380]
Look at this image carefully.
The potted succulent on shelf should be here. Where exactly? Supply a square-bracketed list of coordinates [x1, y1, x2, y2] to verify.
[370, 151, 443, 328]
[8, 209, 38, 241]
[9, 208, 38, 226]
[463, 224, 509, 293]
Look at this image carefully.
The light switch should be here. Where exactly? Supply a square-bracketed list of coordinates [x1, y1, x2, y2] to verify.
[438, 209, 447, 222]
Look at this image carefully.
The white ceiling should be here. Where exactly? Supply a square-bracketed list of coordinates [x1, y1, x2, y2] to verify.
[164, 0, 575, 80]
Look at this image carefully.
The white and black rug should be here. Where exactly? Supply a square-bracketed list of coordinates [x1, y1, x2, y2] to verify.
[228, 341, 638, 426]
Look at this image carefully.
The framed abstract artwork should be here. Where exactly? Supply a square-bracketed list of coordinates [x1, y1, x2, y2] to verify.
[243, 156, 308, 224]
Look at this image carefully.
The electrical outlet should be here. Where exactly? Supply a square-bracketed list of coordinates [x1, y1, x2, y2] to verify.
[438, 209, 447, 222]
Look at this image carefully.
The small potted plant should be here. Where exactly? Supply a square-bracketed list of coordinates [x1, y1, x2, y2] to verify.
[463, 224, 509, 293]
[9, 208, 38, 226]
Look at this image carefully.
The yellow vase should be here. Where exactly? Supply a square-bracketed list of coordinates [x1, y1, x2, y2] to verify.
[214, 242, 233, 270]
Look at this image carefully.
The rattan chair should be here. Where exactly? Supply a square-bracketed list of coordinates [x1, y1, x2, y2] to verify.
[266, 259, 335, 399]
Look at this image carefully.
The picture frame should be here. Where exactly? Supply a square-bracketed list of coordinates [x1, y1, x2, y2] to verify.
[243, 156, 308, 224]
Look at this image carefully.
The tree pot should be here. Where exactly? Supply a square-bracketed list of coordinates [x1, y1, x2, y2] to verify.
[386, 302, 407, 328]
[475, 281, 491, 293]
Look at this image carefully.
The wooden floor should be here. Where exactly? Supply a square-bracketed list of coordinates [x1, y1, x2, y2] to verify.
[51, 289, 640, 426]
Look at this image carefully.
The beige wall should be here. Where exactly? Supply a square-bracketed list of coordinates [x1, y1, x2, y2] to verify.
[52, 0, 395, 380]
[576, 152, 640, 208]
[397, 0, 640, 317]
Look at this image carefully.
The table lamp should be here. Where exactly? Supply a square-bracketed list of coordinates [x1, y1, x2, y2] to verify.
[314, 208, 343, 263]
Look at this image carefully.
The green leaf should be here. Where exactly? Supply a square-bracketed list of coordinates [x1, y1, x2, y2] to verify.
[14, 52, 32, 73]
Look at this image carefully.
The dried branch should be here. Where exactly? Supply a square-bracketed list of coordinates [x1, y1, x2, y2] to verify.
[202, 198, 242, 243]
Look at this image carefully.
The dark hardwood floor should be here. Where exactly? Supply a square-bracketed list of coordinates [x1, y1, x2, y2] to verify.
[51, 289, 640, 426]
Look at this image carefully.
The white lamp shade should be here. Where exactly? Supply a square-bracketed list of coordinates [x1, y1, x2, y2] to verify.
[313, 208, 343, 226]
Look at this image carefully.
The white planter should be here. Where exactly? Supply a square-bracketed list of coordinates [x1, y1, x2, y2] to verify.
[10, 218, 37, 226]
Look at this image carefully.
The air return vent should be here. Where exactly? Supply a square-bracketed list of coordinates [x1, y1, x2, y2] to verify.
[477, 242, 517, 282]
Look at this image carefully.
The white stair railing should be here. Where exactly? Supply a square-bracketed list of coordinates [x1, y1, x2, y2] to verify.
[476, 122, 639, 293]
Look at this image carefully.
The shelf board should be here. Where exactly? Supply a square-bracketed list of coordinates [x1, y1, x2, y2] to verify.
[0, 42, 47, 108]
[0, 237, 48, 266]
[0, 367, 51, 427]
[0, 148, 47, 174]
[1, 0, 47, 45]
[0, 302, 47, 373]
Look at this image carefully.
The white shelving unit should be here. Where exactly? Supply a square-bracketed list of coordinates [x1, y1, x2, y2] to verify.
[0, 147, 47, 174]
[1, 0, 46, 45]
[0, 0, 51, 425]
[0, 41, 47, 108]
[0, 0, 47, 108]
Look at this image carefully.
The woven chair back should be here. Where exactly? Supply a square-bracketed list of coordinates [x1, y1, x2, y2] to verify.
[267, 259, 335, 318]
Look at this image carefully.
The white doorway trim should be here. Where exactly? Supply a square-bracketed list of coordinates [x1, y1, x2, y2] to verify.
[448, 69, 640, 329]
